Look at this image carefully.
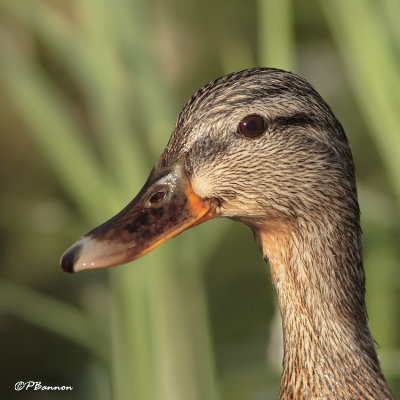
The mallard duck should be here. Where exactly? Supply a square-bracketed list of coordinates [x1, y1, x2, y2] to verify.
[61, 68, 393, 399]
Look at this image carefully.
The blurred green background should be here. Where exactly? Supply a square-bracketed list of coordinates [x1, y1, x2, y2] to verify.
[0, 0, 399, 399]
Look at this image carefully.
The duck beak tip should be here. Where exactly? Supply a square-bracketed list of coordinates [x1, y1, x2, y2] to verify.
[60, 243, 83, 273]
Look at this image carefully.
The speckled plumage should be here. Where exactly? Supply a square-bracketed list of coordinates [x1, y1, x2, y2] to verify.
[160, 68, 393, 399]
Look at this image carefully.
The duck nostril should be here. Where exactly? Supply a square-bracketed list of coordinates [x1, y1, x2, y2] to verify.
[149, 191, 167, 205]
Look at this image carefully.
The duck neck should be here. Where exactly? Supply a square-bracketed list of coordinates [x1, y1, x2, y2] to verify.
[256, 221, 393, 399]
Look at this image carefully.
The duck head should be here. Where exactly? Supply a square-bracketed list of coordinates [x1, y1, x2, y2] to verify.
[61, 68, 357, 273]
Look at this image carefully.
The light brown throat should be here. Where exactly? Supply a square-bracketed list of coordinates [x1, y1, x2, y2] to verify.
[255, 228, 393, 400]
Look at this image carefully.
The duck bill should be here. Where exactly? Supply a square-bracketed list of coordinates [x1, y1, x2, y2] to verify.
[60, 164, 216, 273]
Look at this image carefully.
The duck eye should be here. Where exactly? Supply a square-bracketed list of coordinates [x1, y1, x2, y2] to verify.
[238, 114, 266, 138]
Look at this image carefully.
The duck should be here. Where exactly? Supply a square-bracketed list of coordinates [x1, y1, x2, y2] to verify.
[61, 68, 394, 399]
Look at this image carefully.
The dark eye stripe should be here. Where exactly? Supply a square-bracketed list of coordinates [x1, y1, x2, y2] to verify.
[238, 114, 267, 138]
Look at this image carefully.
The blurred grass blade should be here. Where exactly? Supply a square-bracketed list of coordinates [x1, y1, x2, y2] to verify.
[1, 63, 115, 220]
[110, 267, 155, 400]
[258, 0, 295, 70]
[111, 0, 177, 155]
[0, 279, 108, 363]
[147, 247, 219, 400]
[75, 0, 150, 193]
[382, 0, 400, 49]
[320, 0, 400, 201]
